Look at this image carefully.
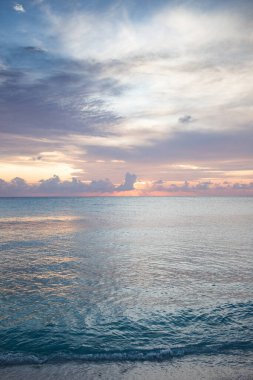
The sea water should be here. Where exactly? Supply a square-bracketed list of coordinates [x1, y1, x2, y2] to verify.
[0, 197, 253, 378]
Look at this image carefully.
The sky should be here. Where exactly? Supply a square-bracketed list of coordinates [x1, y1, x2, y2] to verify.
[0, 0, 253, 196]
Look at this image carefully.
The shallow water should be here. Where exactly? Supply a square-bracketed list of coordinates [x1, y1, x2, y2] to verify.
[0, 197, 253, 371]
[1, 354, 253, 380]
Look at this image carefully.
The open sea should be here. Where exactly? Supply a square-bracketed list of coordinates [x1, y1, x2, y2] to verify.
[0, 197, 253, 379]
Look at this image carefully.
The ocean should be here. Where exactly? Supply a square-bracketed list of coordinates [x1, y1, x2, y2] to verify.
[0, 197, 253, 379]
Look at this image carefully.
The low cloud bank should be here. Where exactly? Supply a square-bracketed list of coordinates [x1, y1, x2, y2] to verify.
[0, 173, 136, 196]
[0, 174, 253, 196]
[148, 180, 253, 196]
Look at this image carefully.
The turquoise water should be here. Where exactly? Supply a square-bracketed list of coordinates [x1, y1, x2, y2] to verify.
[0, 197, 253, 367]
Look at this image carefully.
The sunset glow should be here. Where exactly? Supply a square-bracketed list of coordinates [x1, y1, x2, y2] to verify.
[0, 0, 253, 196]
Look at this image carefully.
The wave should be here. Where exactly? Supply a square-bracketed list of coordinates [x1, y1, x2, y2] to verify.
[1, 341, 253, 366]
[1, 301, 252, 366]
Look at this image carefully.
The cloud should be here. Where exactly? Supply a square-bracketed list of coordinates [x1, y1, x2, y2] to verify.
[0, 178, 31, 196]
[147, 179, 253, 195]
[83, 127, 253, 166]
[1, 1, 253, 185]
[13, 3, 25, 13]
[88, 178, 115, 193]
[116, 172, 137, 191]
[0, 173, 137, 196]
[1, 174, 253, 196]
[179, 115, 193, 124]
[47, 3, 253, 63]
[232, 182, 253, 190]
[23, 46, 47, 53]
[0, 55, 123, 139]
[38, 175, 117, 194]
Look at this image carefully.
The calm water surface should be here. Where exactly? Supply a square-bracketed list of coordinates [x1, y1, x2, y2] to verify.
[0, 197, 253, 369]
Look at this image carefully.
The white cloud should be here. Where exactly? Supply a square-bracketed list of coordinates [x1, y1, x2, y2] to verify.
[43, 4, 253, 145]
[48, 5, 253, 62]
[13, 3, 25, 13]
